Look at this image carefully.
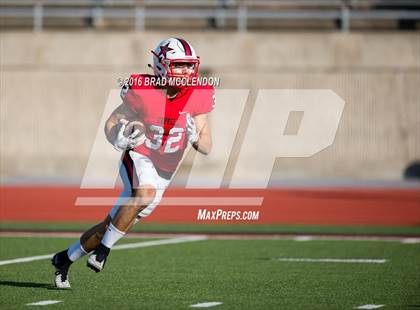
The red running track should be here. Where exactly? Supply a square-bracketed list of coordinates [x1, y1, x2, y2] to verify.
[0, 186, 419, 225]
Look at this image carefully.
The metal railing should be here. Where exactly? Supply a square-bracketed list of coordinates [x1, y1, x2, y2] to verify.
[0, 0, 419, 31]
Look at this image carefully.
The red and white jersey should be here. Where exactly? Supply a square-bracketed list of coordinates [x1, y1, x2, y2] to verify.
[121, 74, 215, 176]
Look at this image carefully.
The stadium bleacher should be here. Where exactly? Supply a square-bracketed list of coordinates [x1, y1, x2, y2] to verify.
[0, 0, 419, 31]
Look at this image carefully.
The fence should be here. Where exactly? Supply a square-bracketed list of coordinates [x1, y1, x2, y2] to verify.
[1, 0, 420, 31]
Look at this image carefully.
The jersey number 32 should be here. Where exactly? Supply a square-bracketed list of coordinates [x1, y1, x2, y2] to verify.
[145, 125, 184, 153]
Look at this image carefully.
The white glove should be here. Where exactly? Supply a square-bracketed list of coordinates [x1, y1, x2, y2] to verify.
[186, 113, 199, 144]
[113, 119, 145, 152]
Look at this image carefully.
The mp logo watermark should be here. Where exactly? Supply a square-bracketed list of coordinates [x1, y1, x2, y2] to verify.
[76, 88, 345, 217]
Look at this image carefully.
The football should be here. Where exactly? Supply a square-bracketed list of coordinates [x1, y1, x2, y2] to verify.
[123, 121, 145, 137]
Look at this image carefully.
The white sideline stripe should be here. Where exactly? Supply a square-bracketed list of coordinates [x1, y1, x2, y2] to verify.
[0, 236, 207, 266]
[273, 258, 388, 264]
[289, 235, 420, 243]
[75, 197, 264, 206]
[294, 236, 314, 241]
[190, 302, 223, 308]
[26, 300, 62, 306]
[401, 238, 420, 244]
[113, 236, 207, 250]
[1, 232, 418, 243]
[0, 254, 53, 266]
[356, 304, 385, 309]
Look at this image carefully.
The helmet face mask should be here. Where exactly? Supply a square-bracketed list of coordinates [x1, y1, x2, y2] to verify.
[167, 59, 199, 78]
[151, 38, 200, 80]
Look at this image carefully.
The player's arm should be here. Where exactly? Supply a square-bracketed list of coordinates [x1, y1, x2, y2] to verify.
[188, 113, 212, 155]
[104, 103, 144, 151]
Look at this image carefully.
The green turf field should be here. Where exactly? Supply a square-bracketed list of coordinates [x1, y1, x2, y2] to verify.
[0, 236, 419, 309]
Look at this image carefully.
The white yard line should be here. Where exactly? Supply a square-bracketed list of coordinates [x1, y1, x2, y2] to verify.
[190, 302, 223, 308]
[273, 258, 388, 264]
[356, 304, 385, 309]
[0, 236, 207, 266]
[26, 300, 62, 306]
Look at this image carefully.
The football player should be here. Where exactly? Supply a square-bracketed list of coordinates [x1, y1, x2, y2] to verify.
[51, 38, 215, 288]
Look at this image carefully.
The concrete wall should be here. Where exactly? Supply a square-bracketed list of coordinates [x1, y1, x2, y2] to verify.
[1, 31, 419, 185]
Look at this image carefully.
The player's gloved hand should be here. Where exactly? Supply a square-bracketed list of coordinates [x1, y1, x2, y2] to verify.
[113, 119, 145, 151]
[126, 121, 146, 149]
[128, 131, 146, 149]
[186, 113, 199, 144]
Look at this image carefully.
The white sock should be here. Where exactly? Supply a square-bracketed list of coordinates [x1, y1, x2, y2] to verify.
[67, 240, 88, 262]
[101, 223, 125, 249]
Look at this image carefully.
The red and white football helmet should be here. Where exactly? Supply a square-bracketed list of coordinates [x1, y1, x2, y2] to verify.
[151, 38, 200, 79]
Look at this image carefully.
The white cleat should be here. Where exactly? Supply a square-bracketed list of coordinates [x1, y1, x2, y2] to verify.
[54, 272, 71, 289]
[51, 252, 72, 289]
[87, 254, 106, 273]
